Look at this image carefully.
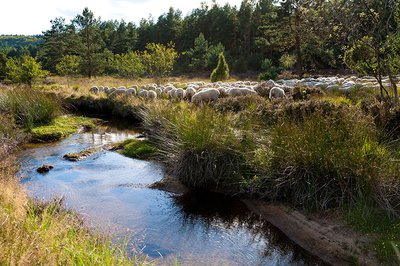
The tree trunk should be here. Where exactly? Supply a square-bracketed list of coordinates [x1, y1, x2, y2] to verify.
[294, 9, 303, 78]
[385, 59, 399, 104]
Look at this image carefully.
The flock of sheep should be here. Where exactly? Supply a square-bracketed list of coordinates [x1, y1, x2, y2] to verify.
[89, 80, 286, 103]
[89, 75, 398, 104]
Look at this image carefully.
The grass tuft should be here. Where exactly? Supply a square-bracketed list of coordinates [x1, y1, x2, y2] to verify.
[0, 88, 62, 129]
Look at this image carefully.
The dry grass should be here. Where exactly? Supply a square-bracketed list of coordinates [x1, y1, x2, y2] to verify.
[37, 75, 239, 98]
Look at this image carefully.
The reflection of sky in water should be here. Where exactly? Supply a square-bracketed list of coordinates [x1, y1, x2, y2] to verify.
[17, 127, 325, 266]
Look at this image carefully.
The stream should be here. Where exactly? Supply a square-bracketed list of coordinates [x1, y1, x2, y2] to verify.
[17, 122, 325, 266]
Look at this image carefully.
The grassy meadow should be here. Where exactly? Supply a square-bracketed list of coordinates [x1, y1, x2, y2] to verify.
[1, 75, 400, 264]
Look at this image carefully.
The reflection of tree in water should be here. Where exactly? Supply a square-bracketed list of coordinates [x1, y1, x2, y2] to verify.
[172, 191, 327, 266]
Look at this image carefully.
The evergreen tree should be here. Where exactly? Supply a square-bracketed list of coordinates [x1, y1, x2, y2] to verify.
[210, 53, 229, 82]
[72, 8, 104, 78]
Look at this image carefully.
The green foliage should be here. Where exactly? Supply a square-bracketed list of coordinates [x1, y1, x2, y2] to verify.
[344, 37, 379, 77]
[258, 58, 280, 81]
[347, 201, 400, 264]
[6, 55, 48, 86]
[210, 53, 229, 82]
[0, 89, 61, 129]
[109, 51, 145, 78]
[185, 33, 209, 71]
[142, 42, 178, 82]
[0, 52, 7, 80]
[56, 55, 80, 76]
[73, 8, 104, 78]
[279, 53, 296, 70]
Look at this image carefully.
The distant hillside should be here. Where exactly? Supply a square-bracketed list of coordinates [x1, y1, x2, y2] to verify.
[0, 35, 43, 57]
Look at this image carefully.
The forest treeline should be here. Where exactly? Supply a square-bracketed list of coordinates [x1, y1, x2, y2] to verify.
[0, 1, 399, 85]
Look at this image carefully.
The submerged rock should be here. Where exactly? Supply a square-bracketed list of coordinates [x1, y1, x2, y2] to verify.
[150, 176, 190, 194]
[63, 147, 100, 161]
[37, 164, 54, 174]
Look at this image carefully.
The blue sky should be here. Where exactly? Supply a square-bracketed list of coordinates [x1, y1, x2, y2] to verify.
[0, 0, 243, 35]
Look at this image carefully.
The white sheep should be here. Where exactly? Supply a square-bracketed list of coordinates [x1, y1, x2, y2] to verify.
[147, 90, 157, 100]
[138, 90, 148, 98]
[106, 87, 116, 95]
[90, 86, 99, 94]
[228, 88, 257, 97]
[175, 88, 185, 100]
[168, 88, 177, 100]
[155, 88, 163, 95]
[185, 87, 197, 101]
[269, 87, 286, 100]
[191, 89, 220, 104]
[127, 88, 137, 96]
[110, 88, 127, 96]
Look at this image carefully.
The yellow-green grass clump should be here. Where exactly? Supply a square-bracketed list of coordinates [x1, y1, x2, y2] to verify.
[30, 116, 97, 143]
[119, 139, 158, 159]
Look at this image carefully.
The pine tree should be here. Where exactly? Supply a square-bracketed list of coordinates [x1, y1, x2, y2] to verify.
[210, 53, 229, 82]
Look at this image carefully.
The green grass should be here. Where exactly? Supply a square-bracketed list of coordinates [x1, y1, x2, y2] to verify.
[0, 88, 62, 129]
[253, 107, 391, 210]
[30, 116, 97, 142]
[120, 139, 158, 159]
[140, 102, 251, 189]
[347, 202, 400, 265]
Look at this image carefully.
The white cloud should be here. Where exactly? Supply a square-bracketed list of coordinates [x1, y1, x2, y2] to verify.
[0, 0, 243, 35]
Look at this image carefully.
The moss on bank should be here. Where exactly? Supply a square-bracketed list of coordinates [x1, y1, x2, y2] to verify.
[118, 139, 158, 159]
[30, 116, 97, 143]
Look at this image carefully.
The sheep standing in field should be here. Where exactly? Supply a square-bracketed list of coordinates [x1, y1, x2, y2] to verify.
[147, 90, 157, 100]
[175, 88, 185, 101]
[138, 90, 148, 98]
[191, 89, 220, 105]
[269, 87, 286, 100]
[155, 88, 163, 96]
[168, 88, 177, 100]
[90, 86, 99, 94]
[110, 88, 127, 97]
[126, 88, 137, 96]
[185, 87, 197, 101]
[228, 87, 257, 97]
[106, 87, 116, 95]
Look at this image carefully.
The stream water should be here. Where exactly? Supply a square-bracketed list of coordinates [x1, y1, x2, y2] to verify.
[17, 123, 325, 266]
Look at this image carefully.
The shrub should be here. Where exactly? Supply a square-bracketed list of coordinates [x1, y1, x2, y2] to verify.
[279, 54, 296, 70]
[210, 53, 229, 82]
[6, 55, 48, 86]
[258, 59, 280, 81]
[142, 42, 178, 83]
[253, 107, 390, 210]
[0, 89, 62, 129]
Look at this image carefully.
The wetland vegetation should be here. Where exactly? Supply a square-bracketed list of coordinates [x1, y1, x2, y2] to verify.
[1, 0, 400, 265]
